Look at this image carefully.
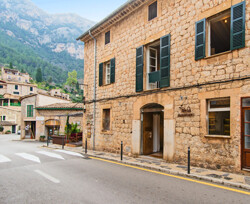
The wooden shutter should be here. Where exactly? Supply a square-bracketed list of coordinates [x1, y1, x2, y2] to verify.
[160, 34, 170, 88]
[195, 18, 206, 60]
[99, 63, 103, 86]
[30, 105, 33, 117]
[110, 58, 115, 83]
[136, 46, 143, 92]
[230, 1, 245, 50]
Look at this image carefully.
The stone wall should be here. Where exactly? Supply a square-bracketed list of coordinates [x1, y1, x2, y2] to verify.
[82, 0, 250, 173]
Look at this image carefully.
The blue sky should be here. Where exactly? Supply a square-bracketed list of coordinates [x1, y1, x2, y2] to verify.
[31, 0, 128, 22]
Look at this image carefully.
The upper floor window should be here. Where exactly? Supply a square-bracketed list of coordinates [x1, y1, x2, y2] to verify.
[15, 85, 18, 90]
[195, 1, 245, 60]
[148, 1, 157, 21]
[27, 105, 34, 117]
[7, 75, 11, 80]
[99, 58, 115, 86]
[0, 85, 3, 88]
[105, 31, 110, 45]
[2, 116, 6, 121]
[13, 92, 19, 95]
[30, 87, 33, 92]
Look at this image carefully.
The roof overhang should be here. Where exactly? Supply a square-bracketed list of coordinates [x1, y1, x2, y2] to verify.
[76, 0, 146, 42]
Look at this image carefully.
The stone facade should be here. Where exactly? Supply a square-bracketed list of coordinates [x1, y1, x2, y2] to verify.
[79, 0, 250, 173]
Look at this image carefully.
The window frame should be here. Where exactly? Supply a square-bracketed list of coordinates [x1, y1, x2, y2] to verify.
[105, 62, 111, 85]
[105, 31, 110, 45]
[148, 1, 157, 21]
[207, 98, 230, 136]
[27, 105, 34, 117]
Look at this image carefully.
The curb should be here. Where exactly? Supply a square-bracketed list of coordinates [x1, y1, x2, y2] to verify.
[41, 145, 250, 191]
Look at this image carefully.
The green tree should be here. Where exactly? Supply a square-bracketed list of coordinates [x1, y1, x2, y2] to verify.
[66, 70, 77, 88]
[9, 62, 13, 68]
[76, 81, 80, 92]
[36, 68, 42, 82]
[48, 76, 52, 84]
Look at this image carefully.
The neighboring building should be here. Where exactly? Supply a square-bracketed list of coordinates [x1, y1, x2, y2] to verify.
[1, 66, 30, 83]
[35, 103, 83, 140]
[50, 89, 70, 100]
[77, 0, 250, 173]
[78, 79, 84, 91]
[20, 93, 71, 139]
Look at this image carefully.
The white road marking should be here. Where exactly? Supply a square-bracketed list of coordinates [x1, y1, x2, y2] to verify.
[35, 170, 60, 183]
[55, 149, 83, 157]
[0, 154, 11, 163]
[16, 153, 41, 163]
[36, 151, 65, 160]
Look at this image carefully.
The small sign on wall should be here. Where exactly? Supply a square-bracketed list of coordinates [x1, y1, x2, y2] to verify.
[36, 116, 45, 121]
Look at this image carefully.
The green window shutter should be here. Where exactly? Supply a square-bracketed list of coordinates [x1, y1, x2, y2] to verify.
[230, 1, 245, 51]
[195, 18, 206, 60]
[136, 46, 144, 92]
[160, 34, 170, 88]
[99, 63, 103, 86]
[27, 105, 33, 117]
[110, 58, 115, 83]
[30, 105, 33, 117]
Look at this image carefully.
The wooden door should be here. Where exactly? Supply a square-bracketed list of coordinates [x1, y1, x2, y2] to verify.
[242, 108, 250, 169]
[143, 112, 153, 155]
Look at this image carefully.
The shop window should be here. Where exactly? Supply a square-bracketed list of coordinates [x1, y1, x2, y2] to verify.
[105, 31, 110, 45]
[148, 1, 157, 21]
[27, 105, 34, 117]
[208, 98, 230, 136]
[102, 109, 110, 131]
[208, 10, 230, 56]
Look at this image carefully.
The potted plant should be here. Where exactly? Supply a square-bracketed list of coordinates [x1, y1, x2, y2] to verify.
[40, 135, 45, 142]
[5, 130, 11, 134]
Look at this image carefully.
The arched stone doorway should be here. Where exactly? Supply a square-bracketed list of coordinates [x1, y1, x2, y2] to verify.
[45, 119, 60, 137]
[141, 103, 164, 158]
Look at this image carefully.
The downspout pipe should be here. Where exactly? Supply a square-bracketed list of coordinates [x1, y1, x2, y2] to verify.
[89, 30, 96, 150]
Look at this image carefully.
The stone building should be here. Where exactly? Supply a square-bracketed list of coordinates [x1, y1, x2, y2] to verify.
[1, 66, 30, 83]
[49, 89, 70, 100]
[20, 93, 71, 140]
[77, 0, 250, 173]
[35, 103, 83, 140]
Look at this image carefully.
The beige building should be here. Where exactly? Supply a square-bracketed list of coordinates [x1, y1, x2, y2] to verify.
[1, 66, 30, 83]
[78, 0, 250, 173]
[50, 89, 70, 100]
[20, 93, 71, 139]
[35, 103, 83, 140]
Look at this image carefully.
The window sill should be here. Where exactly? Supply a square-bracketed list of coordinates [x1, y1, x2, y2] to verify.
[100, 83, 113, 87]
[205, 135, 231, 139]
[204, 50, 231, 59]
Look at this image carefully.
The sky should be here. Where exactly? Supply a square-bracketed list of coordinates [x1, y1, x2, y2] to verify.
[31, 0, 128, 22]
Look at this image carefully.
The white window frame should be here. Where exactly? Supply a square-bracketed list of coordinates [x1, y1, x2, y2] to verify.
[207, 98, 230, 136]
[207, 10, 230, 57]
[106, 62, 111, 85]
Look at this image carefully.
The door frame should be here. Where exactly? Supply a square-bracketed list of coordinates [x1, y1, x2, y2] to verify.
[241, 97, 250, 170]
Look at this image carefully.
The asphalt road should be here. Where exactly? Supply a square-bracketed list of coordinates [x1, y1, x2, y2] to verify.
[0, 134, 249, 204]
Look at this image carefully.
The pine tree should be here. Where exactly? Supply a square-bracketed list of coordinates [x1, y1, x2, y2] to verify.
[36, 68, 42, 82]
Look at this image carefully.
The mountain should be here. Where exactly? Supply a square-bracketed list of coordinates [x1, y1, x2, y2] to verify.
[0, 0, 95, 83]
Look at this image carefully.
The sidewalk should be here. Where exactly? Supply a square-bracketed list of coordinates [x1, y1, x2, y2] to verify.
[42, 143, 250, 191]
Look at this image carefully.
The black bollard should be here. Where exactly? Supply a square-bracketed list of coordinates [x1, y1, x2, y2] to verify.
[85, 138, 87, 154]
[47, 136, 49, 147]
[188, 147, 190, 174]
[121, 141, 123, 161]
[62, 136, 64, 149]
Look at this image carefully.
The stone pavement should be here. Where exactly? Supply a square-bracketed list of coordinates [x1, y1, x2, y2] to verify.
[42, 143, 250, 191]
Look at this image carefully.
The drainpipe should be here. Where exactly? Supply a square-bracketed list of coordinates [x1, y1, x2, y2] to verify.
[89, 30, 96, 150]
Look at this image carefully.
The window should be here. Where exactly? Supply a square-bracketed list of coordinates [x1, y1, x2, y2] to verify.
[148, 1, 157, 21]
[146, 40, 160, 90]
[208, 10, 231, 56]
[102, 109, 110, 131]
[0, 85, 3, 88]
[13, 92, 19, 95]
[19, 77, 21, 81]
[208, 98, 230, 136]
[99, 58, 115, 86]
[3, 116, 6, 121]
[195, 1, 245, 60]
[105, 31, 110, 45]
[27, 105, 34, 117]
[7, 75, 11, 80]
[30, 87, 33, 92]
[105, 62, 111, 84]
[15, 85, 18, 90]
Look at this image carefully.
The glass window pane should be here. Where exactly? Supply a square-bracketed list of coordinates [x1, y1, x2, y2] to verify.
[210, 99, 230, 109]
[245, 123, 250, 136]
[245, 136, 250, 149]
[245, 110, 250, 122]
[243, 98, 250, 107]
[209, 111, 230, 135]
